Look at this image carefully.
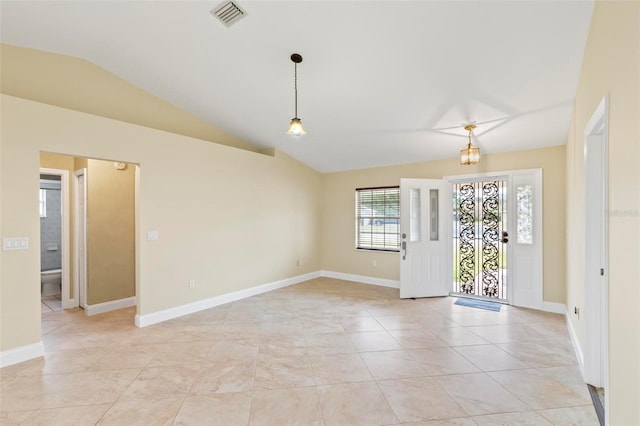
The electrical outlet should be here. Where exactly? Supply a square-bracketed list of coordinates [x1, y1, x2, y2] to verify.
[189, 280, 196, 289]
[372, 260, 377, 267]
[296, 259, 301, 266]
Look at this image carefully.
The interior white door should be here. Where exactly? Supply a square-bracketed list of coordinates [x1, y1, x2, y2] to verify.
[400, 178, 452, 298]
[509, 170, 543, 310]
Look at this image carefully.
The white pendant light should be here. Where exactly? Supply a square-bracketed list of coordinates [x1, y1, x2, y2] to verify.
[286, 53, 306, 136]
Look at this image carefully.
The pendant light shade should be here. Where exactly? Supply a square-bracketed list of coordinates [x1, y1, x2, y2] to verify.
[460, 124, 480, 165]
[287, 117, 306, 136]
[286, 53, 306, 135]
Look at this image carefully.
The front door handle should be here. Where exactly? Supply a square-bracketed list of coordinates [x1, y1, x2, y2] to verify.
[401, 241, 407, 260]
[501, 231, 509, 244]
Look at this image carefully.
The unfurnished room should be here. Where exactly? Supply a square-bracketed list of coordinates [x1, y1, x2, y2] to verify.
[0, 1, 638, 425]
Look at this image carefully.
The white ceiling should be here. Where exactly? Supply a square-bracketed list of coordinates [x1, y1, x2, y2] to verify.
[1, 1, 594, 172]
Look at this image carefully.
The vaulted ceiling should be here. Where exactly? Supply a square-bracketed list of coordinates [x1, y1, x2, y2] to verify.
[0, 1, 594, 172]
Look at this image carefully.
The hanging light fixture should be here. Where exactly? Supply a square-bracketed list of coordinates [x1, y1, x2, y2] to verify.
[286, 53, 306, 136]
[460, 124, 480, 165]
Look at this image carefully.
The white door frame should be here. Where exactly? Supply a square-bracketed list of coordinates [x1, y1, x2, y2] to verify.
[583, 96, 609, 409]
[39, 168, 72, 309]
[73, 168, 88, 309]
[445, 169, 544, 309]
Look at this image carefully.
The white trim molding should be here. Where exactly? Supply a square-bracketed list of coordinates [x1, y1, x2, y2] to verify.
[135, 271, 321, 327]
[132, 268, 565, 330]
[320, 270, 400, 289]
[583, 95, 609, 392]
[73, 168, 88, 310]
[566, 308, 585, 376]
[541, 301, 566, 314]
[85, 296, 136, 316]
[0, 342, 44, 368]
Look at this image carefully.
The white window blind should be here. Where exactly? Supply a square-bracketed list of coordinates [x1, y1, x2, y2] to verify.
[355, 186, 400, 251]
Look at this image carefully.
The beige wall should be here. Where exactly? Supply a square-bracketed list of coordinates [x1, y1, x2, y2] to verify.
[0, 44, 256, 153]
[86, 159, 136, 305]
[321, 145, 567, 304]
[1, 94, 321, 352]
[565, 1, 640, 424]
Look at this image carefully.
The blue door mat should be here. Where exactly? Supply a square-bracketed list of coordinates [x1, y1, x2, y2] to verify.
[454, 298, 502, 312]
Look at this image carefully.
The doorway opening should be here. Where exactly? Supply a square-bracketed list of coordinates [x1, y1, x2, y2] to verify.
[39, 168, 70, 312]
[444, 168, 542, 311]
[39, 173, 63, 311]
[583, 96, 609, 425]
[452, 178, 509, 302]
[39, 153, 138, 318]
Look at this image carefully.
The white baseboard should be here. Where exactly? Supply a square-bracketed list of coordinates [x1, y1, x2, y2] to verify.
[320, 270, 400, 289]
[135, 271, 321, 328]
[565, 308, 585, 376]
[62, 298, 76, 310]
[0, 342, 44, 368]
[118, 270, 565, 331]
[541, 301, 566, 314]
[85, 296, 136, 316]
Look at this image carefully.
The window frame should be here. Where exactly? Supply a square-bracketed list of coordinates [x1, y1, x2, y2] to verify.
[39, 188, 47, 218]
[355, 186, 400, 252]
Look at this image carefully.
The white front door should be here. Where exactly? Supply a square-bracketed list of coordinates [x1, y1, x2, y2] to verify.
[509, 170, 543, 310]
[399, 178, 452, 298]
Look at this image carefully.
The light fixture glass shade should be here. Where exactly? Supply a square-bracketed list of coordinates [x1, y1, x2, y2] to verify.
[460, 145, 480, 165]
[286, 117, 306, 136]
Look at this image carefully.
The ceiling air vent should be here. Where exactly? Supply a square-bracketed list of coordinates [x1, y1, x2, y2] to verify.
[211, 1, 247, 28]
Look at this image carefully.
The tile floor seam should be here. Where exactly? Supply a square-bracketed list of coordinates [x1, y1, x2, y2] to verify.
[480, 368, 539, 412]
[431, 373, 485, 417]
[167, 396, 187, 425]
[311, 382, 326, 425]
[431, 378, 469, 421]
[402, 346, 434, 377]
[450, 343, 534, 373]
[371, 379, 403, 425]
[114, 367, 147, 404]
[91, 401, 116, 425]
[488, 367, 591, 411]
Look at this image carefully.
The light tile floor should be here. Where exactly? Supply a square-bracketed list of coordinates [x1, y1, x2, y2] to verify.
[41, 295, 62, 313]
[1, 278, 599, 425]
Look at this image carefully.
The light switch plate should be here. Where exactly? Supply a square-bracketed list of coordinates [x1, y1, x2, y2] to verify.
[3, 237, 29, 251]
[147, 230, 159, 241]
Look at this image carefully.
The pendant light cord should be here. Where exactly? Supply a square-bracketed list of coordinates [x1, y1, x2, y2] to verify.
[294, 62, 298, 118]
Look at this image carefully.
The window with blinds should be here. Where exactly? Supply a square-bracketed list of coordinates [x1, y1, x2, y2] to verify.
[355, 186, 400, 251]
